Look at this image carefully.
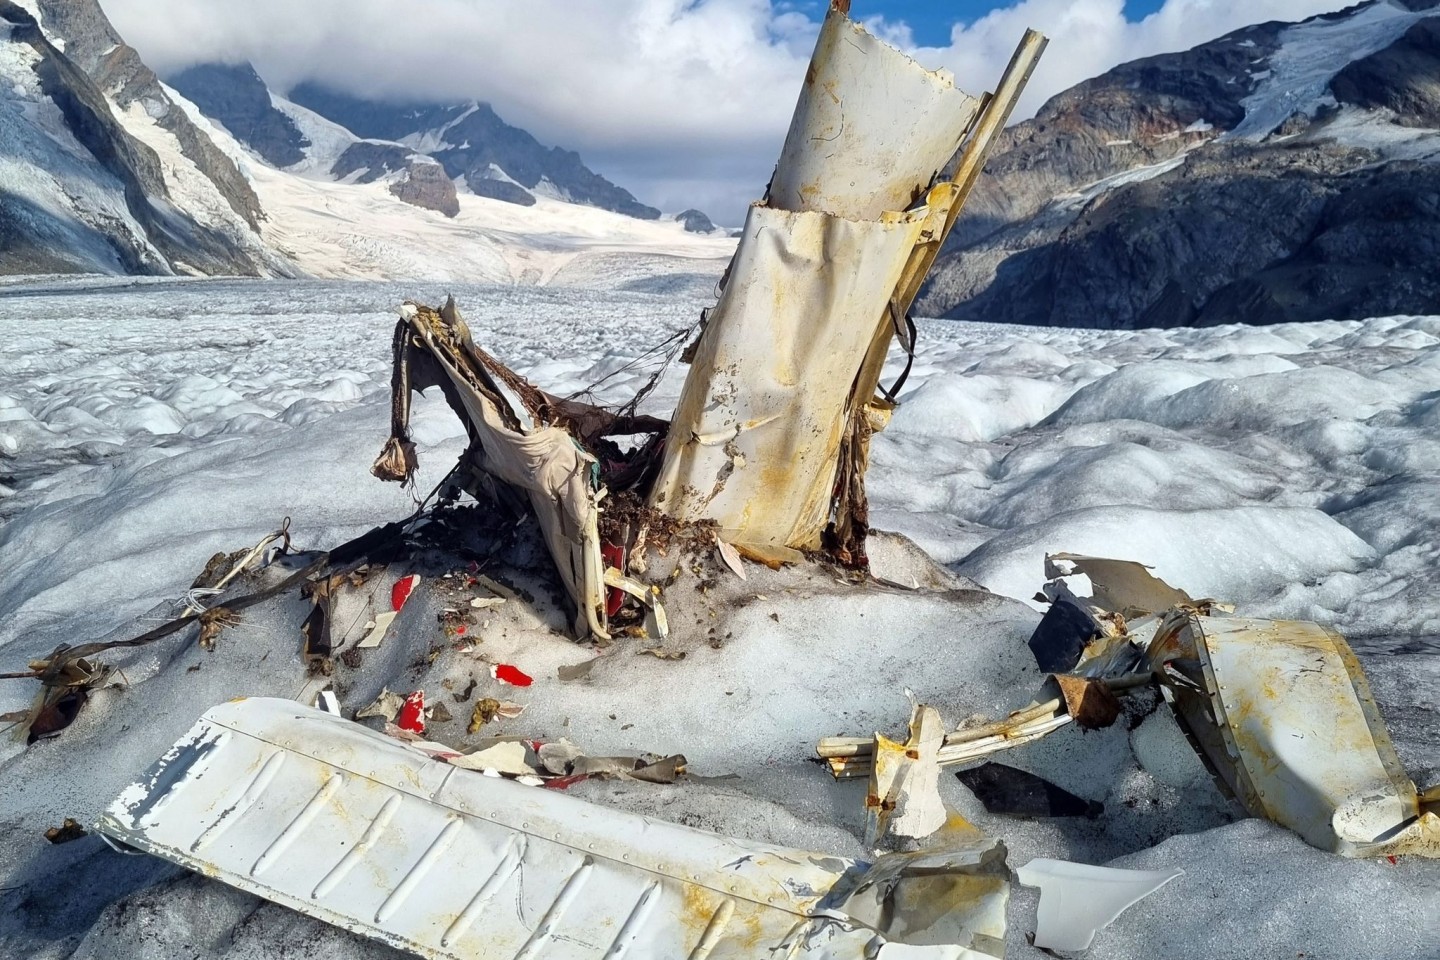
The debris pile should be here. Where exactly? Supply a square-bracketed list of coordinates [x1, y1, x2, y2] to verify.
[4, 3, 1435, 959]
[820, 553, 1439, 864]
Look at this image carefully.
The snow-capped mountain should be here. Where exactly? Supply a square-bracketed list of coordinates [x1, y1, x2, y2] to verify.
[0, 1, 728, 283]
[0, 0, 284, 277]
[286, 82, 664, 219]
[167, 62, 671, 223]
[166, 63, 462, 219]
[920, 0, 1440, 328]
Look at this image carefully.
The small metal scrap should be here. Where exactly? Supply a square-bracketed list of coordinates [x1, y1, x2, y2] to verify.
[45, 818, 86, 844]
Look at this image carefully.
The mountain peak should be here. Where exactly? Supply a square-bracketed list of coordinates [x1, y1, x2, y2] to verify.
[286, 82, 661, 219]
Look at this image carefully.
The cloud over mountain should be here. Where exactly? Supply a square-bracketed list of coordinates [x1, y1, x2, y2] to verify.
[103, 0, 1351, 220]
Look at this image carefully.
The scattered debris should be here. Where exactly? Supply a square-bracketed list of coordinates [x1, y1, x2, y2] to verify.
[447, 740, 535, 776]
[356, 688, 404, 723]
[489, 663, 532, 687]
[716, 539, 747, 580]
[396, 690, 426, 734]
[1054, 674, 1122, 730]
[469, 596, 505, 610]
[17, 654, 114, 744]
[956, 763, 1103, 820]
[390, 574, 420, 612]
[299, 580, 334, 667]
[818, 680, 1148, 781]
[1045, 553, 1194, 615]
[537, 739, 688, 784]
[636, 647, 685, 661]
[45, 818, 86, 844]
[314, 690, 341, 716]
[1018, 858, 1183, 951]
[466, 697, 524, 734]
[556, 659, 595, 682]
[865, 702, 946, 846]
[356, 611, 397, 649]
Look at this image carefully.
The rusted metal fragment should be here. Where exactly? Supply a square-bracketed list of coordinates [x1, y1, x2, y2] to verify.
[98, 698, 1010, 959]
[865, 703, 947, 846]
[1148, 614, 1439, 858]
[1044, 553, 1194, 617]
[1054, 675, 1122, 730]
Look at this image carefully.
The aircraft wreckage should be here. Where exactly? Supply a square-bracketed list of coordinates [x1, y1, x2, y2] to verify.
[6, 3, 1435, 959]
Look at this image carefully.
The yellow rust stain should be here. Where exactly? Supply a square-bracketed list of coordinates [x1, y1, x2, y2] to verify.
[680, 883, 721, 943]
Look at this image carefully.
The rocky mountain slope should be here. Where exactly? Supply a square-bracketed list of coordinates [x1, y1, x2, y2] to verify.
[164, 61, 668, 224]
[286, 82, 663, 219]
[921, 0, 1440, 328]
[0, 0, 282, 276]
[166, 63, 460, 218]
[0, 0, 723, 282]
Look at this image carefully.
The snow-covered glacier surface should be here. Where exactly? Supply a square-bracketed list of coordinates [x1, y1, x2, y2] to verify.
[0, 276, 1436, 958]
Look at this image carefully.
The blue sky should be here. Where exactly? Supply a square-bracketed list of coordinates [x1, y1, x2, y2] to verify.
[787, 0, 1168, 46]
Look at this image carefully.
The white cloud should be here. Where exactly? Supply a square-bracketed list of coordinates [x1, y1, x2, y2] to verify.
[100, 0, 1349, 222]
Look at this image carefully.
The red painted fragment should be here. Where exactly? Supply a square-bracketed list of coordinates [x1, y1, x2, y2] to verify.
[491, 663, 533, 687]
[397, 690, 426, 734]
[542, 774, 590, 790]
[391, 575, 420, 612]
[602, 542, 625, 616]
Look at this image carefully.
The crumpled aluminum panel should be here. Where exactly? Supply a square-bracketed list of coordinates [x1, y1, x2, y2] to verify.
[98, 699, 1006, 958]
[1189, 616, 1438, 857]
[650, 203, 933, 550]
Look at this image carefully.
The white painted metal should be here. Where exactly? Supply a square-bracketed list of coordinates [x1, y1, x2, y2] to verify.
[650, 203, 936, 550]
[650, 6, 988, 552]
[1183, 616, 1440, 857]
[769, 8, 980, 220]
[1017, 859, 1183, 951]
[99, 698, 1010, 959]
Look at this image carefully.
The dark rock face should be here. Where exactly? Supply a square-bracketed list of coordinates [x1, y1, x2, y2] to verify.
[1332, 19, 1440, 127]
[950, 21, 1285, 248]
[332, 141, 416, 183]
[470, 178, 536, 207]
[388, 163, 460, 217]
[0, 0, 271, 276]
[33, 0, 266, 233]
[332, 142, 460, 217]
[921, 3, 1440, 329]
[167, 63, 309, 168]
[675, 208, 716, 233]
[289, 83, 660, 220]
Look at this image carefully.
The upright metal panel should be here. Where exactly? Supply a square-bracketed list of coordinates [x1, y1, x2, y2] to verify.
[769, 7, 980, 220]
[650, 203, 934, 549]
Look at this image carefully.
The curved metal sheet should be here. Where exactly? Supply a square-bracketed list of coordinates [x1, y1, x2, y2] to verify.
[770, 8, 981, 219]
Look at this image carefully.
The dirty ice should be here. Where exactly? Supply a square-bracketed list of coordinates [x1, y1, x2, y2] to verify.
[0, 275, 1437, 958]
